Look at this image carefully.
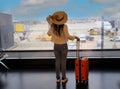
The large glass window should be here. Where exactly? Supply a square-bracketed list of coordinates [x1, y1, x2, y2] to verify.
[0, 0, 120, 59]
[8, 17, 120, 50]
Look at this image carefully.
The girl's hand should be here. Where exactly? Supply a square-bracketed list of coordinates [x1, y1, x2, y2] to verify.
[75, 36, 80, 41]
[46, 15, 52, 25]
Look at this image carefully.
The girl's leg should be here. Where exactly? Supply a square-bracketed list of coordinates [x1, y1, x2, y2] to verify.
[54, 44, 61, 79]
[61, 44, 68, 79]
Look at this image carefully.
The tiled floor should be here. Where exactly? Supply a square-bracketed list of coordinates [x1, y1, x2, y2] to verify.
[0, 70, 120, 89]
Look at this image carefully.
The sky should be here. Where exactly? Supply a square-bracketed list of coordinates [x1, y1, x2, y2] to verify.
[0, 0, 120, 20]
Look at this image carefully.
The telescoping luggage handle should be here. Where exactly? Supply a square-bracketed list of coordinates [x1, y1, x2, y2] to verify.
[76, 40, 80, 59]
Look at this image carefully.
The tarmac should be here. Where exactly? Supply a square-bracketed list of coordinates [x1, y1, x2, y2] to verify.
[9, 22, 120, 50]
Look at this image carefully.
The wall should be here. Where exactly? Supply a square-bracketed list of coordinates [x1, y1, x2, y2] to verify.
[0, 13, 14, 50]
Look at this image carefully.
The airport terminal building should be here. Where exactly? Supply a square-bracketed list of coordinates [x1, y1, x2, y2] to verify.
[0, 13, 120, 89]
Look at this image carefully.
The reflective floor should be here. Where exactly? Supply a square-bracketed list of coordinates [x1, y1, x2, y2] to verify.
[0, 70, 120, 89]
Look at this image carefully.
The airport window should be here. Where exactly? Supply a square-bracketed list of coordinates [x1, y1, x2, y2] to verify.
[0, 15, 120, 59]
[0, 0, 120, 59]
[7, 17, 120, 50]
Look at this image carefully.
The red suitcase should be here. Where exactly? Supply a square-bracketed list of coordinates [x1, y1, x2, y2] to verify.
[75, 41, 89, 86]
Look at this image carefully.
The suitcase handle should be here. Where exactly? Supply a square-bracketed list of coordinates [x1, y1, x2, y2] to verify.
[76, 40, 80, 59]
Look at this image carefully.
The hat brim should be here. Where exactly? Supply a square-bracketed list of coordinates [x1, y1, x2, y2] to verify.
[52, 11, 68, 25]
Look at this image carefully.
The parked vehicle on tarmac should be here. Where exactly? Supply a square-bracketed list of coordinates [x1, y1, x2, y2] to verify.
[110, 36, 120, 42]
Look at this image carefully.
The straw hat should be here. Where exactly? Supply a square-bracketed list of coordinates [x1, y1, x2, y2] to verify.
[46, 11, 68, 25]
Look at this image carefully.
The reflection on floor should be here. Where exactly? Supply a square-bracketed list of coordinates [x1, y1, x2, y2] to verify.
[0, 70, 120, 89]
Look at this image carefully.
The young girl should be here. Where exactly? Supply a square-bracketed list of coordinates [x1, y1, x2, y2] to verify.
[46, 11, 80, 83]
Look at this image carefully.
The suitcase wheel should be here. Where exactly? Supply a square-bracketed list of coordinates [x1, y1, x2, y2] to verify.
[76, 80, 88, 86]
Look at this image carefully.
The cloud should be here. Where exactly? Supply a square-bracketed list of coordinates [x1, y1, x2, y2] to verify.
[17, 0, 69, 15]
[21, 0, 45, 6]
[90, 0, 120, 17]
[4, 0, 120, 19]
[91, 0, 119, 3]
[103, 4, 120, 15]
[5, 0, 69, 19]
[20, 0, 69, 6]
